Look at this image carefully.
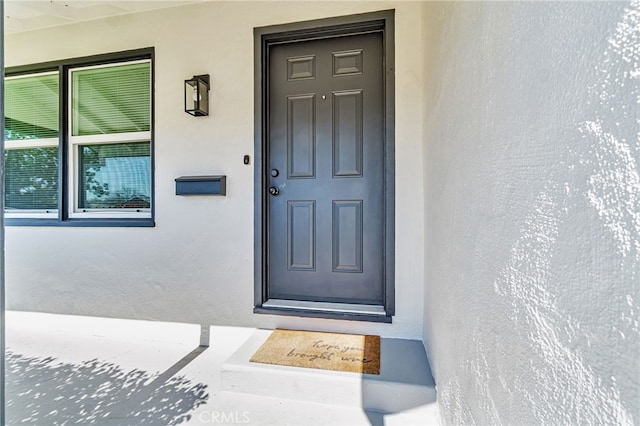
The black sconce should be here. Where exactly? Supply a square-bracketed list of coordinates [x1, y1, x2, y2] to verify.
[185, 74, 210, 116]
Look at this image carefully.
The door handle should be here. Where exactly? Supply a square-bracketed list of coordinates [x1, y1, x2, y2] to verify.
[269, 186, 280, 196]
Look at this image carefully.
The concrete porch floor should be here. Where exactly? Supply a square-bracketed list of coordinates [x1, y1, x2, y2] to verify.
[4, 311, 439, 425]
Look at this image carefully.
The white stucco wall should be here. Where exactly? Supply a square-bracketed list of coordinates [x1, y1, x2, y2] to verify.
[423, 1, 639, 424]
[5, 1, 426, 339]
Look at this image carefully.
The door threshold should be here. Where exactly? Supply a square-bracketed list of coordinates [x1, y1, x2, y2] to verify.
[255, 299, 392, 323]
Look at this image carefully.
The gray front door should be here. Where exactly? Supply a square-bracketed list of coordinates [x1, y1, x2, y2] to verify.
[266, 32, 384, 306]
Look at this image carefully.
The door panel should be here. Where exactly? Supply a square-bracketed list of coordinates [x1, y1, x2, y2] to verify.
[332, 200, 363, 273]
[287, 200, 316, 270]
[333, 90, 363, 177]
[267, 32, 384, 305]
[287, 95, 316, 178]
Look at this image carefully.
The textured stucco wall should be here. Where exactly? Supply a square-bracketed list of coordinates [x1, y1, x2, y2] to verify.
[4, 2, 426, 339]
[423, 1, 639, 424]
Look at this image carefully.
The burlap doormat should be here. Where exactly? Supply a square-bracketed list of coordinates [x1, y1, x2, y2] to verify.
[249, 329, 380, 375]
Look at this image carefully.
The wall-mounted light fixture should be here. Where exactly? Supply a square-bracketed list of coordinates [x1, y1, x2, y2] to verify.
[185, 74, 210, 116]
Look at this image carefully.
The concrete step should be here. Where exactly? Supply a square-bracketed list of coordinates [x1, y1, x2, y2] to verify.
[220, 329, 437, 414]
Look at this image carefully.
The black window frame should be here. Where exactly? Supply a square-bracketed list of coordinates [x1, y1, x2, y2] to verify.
[4, 47, 155, 228]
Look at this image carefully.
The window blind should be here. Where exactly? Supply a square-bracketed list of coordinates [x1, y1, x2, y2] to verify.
[79, 142, 151, 209]
[4, 73, 59, 141]
[5, 147, 59, 210]
[72, 62, 151, 136]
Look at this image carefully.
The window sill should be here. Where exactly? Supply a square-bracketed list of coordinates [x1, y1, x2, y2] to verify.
[5, 217, 155, 227]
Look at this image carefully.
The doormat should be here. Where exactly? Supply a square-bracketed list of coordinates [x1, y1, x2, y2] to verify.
[249, 329, 380, 375]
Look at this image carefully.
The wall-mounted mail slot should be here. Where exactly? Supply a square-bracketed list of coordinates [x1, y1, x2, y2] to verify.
[175, 175, 226, 196]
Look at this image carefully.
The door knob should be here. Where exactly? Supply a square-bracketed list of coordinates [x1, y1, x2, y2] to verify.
[269, 186, 280, 196]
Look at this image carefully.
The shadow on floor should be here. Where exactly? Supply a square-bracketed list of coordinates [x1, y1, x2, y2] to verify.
[361, 338, 437, 426]
[5, 347, 209, 425]
[364, 410, 385, 426]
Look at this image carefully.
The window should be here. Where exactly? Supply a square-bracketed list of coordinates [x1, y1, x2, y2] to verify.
[69, 61, 151, 218]
[4, 72, 59, 218]
[4, 49, 154, 226]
